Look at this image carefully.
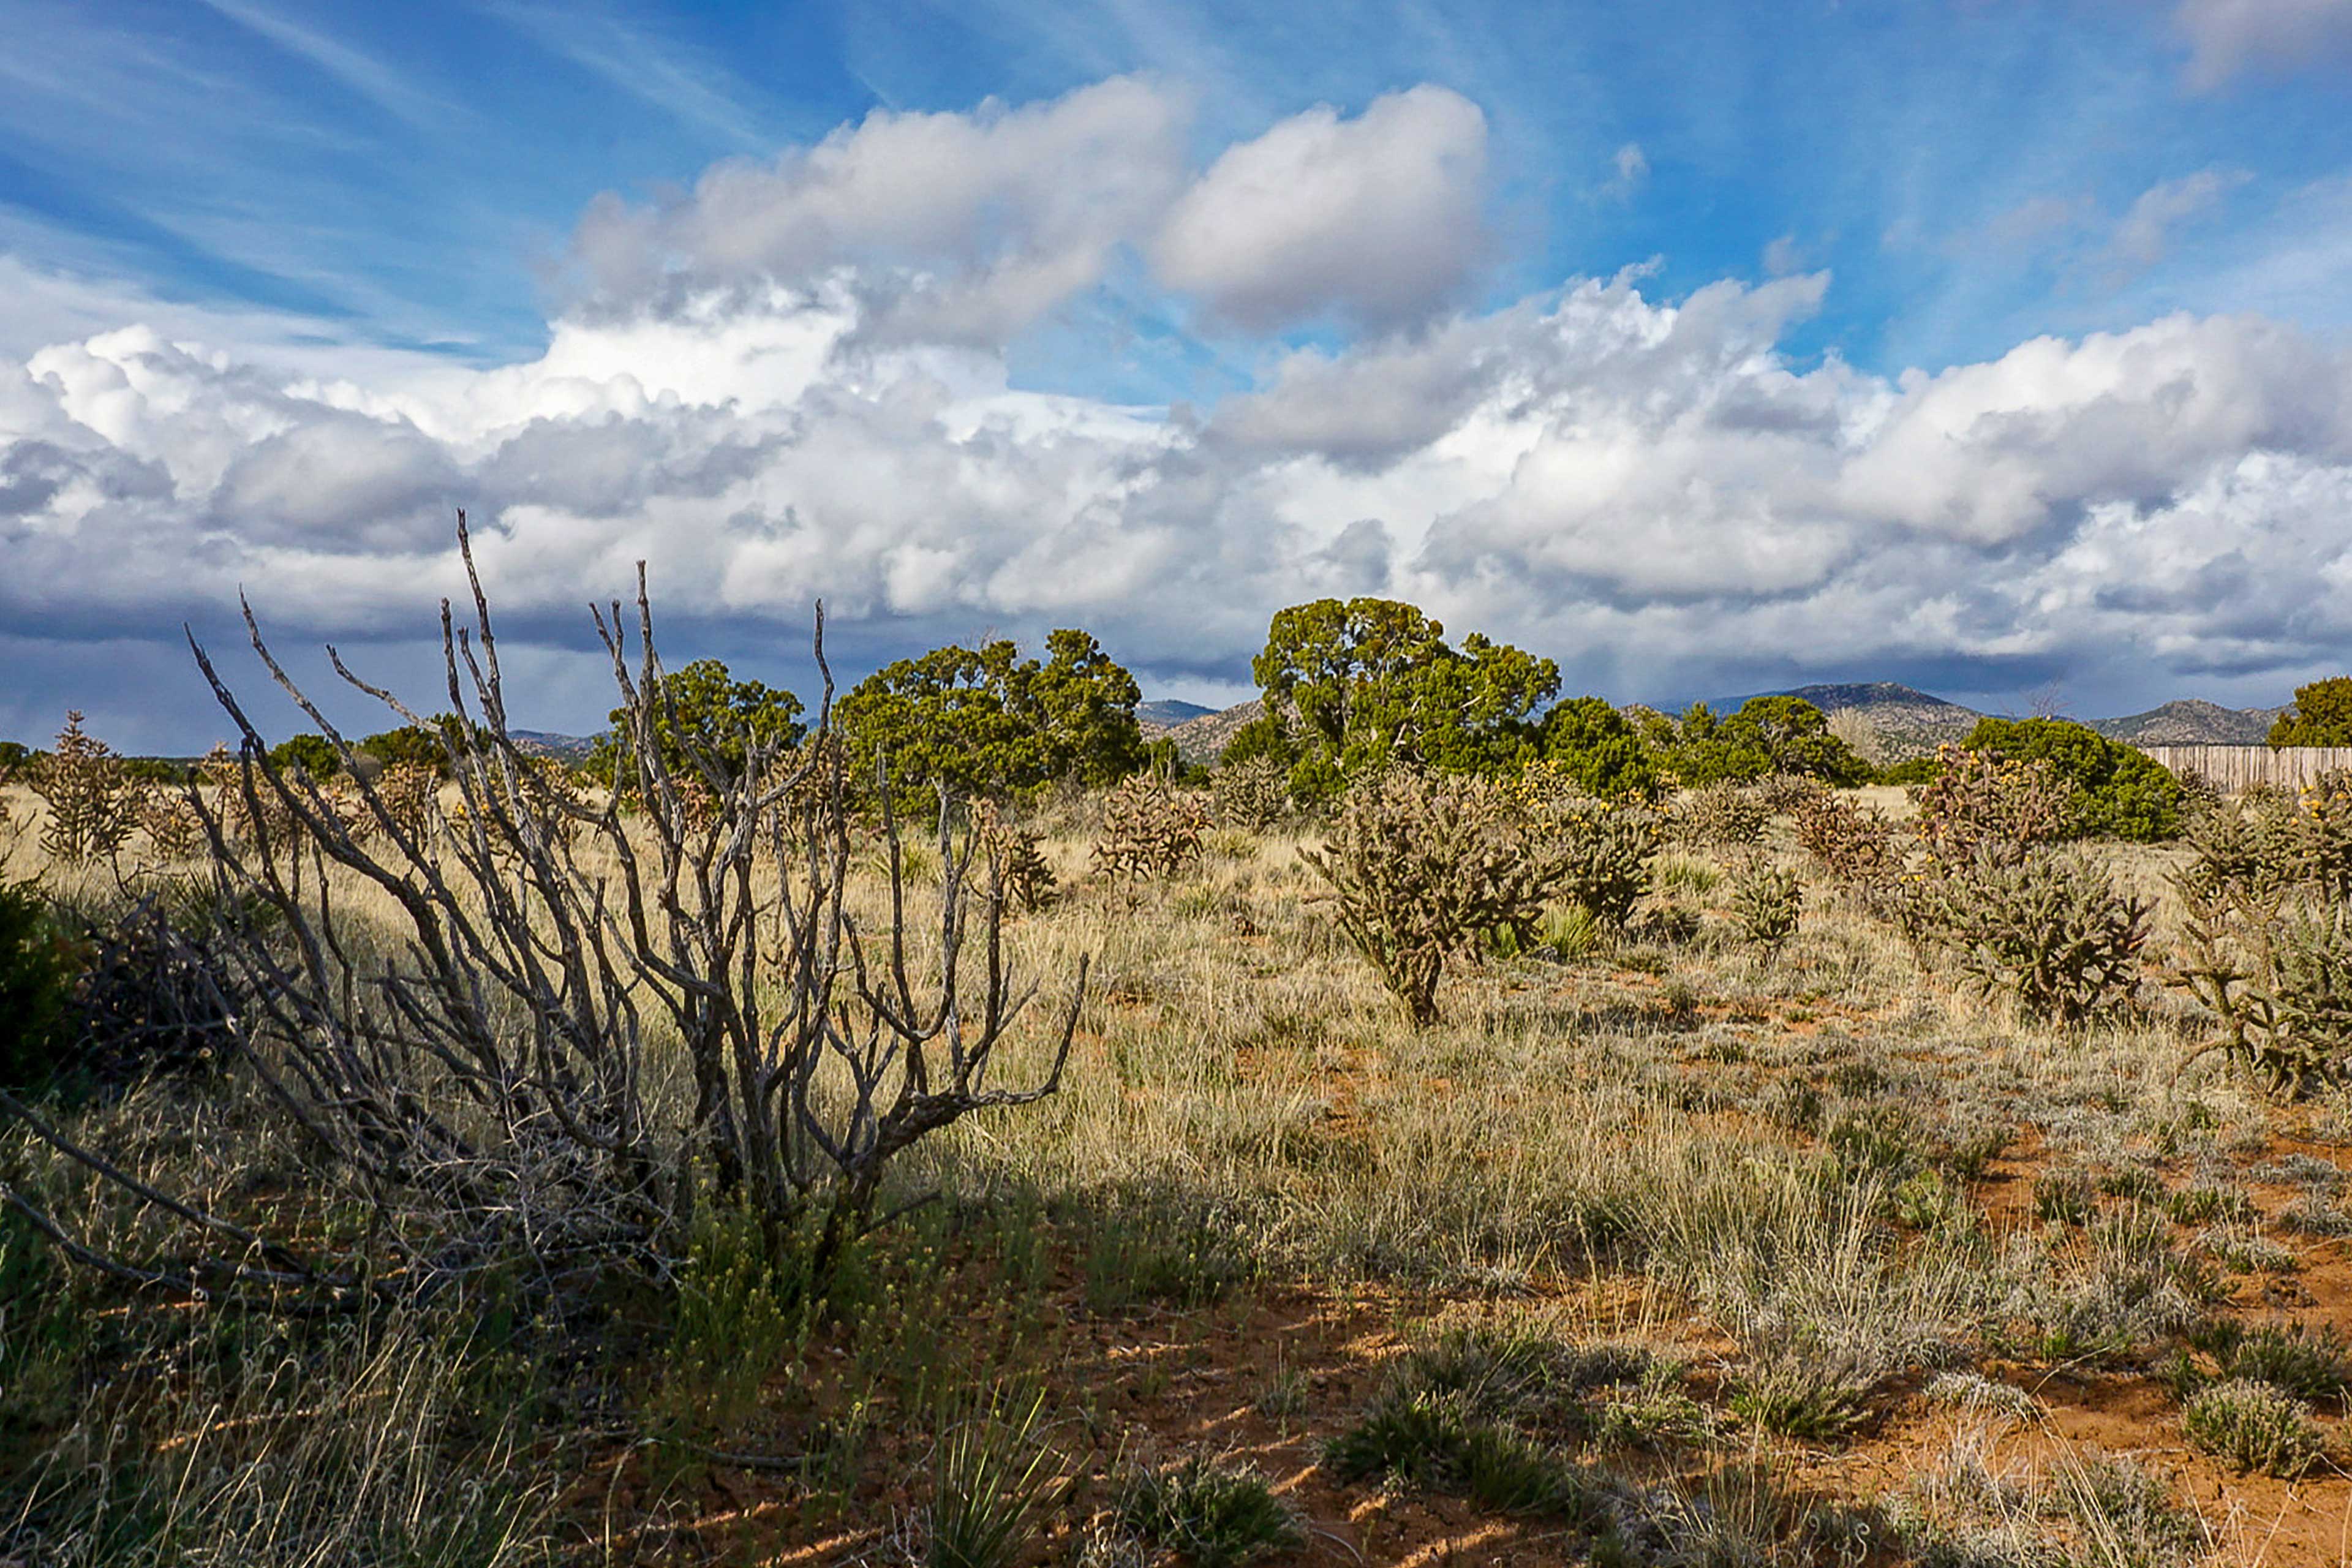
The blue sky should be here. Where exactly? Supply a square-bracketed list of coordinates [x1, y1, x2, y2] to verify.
[5, 0, 2352, 747]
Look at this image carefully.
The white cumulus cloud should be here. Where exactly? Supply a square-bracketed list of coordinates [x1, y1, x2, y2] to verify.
[1149, 86, 1490, 332]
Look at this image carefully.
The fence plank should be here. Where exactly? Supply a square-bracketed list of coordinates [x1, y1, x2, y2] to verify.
[2134, 745, 2352, 793]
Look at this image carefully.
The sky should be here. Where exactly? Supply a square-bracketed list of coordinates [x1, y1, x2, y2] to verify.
[5, 0, 2352, 750]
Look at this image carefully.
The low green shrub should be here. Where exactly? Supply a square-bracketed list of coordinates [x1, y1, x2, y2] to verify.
[0, 881, 77, 1095]
[1115, 1452, 1302, 1568]
[1959, 718, 2185, 842]
[2180, 1379, 2327, 1477]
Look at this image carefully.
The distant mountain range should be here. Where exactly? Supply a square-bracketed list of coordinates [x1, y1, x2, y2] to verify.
[511, 729, 603, 762]
[1139, 682, 2290, 766]
[1136, 699, 1217, 729]
[1757, 684, 2285, 761]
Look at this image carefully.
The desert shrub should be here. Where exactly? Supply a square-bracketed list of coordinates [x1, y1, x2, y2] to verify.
[2216, 1322, 2351, 1402]
[1115, 1452, 1302, 1568]
[0, 881, 76, 1095]
[1959, 717, 2184, 842]
[1210, 756, 1291, 829]
[1730, 856, 1803, 949]
[1304, 771, 1573, 1025]
[1904, 848, 2152, 1023]
[1324, 1389, 1592, 1518]
[976, 802, 1057, 912]
[51, 882, 254, 1092]
[1728, 1356, 1866, 1440]
[1093, 774, 1210, 881]
[1792, 791, 1894, 886]
[1082, 1190, 1254, 1312]
[29, 712, 131, 865]
[2180, 1379, 2326, 1477]
[659, 1194, 803, 1435]
[1912, 746, 2071, 864]
[1678, 782, 1768, 847]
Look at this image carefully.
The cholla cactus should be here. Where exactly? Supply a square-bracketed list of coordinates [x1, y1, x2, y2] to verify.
[1676, 782, 1768, 848]
[1912, 745, 2070, 865]
[205, 741, 332, 853]
[1305, 770, 1574, 1026]
[32, 710, 132, 864]
[1907, 847, 2151, 1023]
[1792, 790, 1894, 887]
[1536, 798, 1660, 929]
[1210, 756, 1291, 830]
[1093, 774, 1209, 881]
[135, 782, 205, 861]
[1730, 854, 1803, 949]
[2173, 878, 2352, 1098]
[2293, 769, 2352, 904]
[373, 761, 439, 842]
[1501, 758, 1599, 818]
[977, 801, 1056, 912]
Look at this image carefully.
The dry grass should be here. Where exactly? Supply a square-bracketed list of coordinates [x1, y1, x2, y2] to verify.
[3, 777, 2340, 1565]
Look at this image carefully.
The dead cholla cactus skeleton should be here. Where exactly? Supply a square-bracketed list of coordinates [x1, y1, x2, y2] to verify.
[32, 710, 133, 865]
[0, 513, 1091, 1306]
[1304, 770, 1571, 1027]
[1093, 772, 1210, 881]
[976, 801, 1057, 912]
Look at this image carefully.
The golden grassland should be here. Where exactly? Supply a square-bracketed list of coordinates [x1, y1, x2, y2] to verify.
[6, 779, 2352, 1567]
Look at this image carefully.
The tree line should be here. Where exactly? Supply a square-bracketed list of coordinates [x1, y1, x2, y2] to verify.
[20, 599, 2352, 812]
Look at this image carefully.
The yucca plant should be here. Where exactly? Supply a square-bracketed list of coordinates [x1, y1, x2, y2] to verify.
[927, 1385, 1062, 1568]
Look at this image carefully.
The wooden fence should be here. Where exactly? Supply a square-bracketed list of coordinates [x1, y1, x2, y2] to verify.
[2135, 745, 2352, 792]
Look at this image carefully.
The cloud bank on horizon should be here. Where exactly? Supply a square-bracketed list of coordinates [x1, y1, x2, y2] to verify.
[4, 0, 2352, 748]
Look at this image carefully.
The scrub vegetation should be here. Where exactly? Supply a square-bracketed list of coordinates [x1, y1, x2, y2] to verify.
[8, 529, 2352, 1566]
